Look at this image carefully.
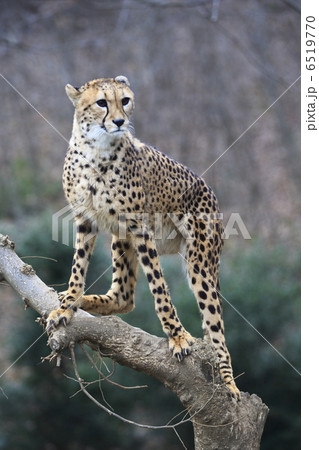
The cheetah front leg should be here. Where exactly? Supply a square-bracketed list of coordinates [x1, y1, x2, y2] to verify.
[46, 220, 96, 330]
[132, 230, 194, 361]
[79, 236, 138, 315]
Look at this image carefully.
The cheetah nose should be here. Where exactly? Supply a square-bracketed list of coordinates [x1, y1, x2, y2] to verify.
[113, 119, 125, 128]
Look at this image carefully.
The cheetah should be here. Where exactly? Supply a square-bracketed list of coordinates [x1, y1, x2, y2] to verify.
[47, 76, 240, 400]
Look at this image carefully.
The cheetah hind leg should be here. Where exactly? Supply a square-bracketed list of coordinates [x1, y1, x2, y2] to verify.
[185, 258, 241, 399]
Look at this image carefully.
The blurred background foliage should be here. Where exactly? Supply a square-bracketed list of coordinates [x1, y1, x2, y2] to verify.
[0, 0, 300, 449]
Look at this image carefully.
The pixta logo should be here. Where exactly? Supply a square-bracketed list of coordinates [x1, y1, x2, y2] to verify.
[52, 205, 98, 247]
[52, 208, 251, 247]
[52, 205, 76, 246]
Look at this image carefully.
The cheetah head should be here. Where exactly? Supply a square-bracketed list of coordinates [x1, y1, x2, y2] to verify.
[65, 76, 134, 144]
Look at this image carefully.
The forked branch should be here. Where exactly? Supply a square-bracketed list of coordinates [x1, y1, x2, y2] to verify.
[0, 234, 269, 449]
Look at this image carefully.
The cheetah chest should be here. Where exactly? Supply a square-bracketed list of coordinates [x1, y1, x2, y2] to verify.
[64, 155, 131, 232]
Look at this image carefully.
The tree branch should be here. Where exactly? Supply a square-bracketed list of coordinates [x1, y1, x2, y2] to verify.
[0, 233, 269, 449]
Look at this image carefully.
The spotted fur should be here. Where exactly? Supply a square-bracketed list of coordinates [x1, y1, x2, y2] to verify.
[47, 76, 240, 400]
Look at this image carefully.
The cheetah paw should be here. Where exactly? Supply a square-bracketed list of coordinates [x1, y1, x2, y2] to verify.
[169, 331, 195, 362]
[46, 307, 74, 331]
[225, 380, 241, 401]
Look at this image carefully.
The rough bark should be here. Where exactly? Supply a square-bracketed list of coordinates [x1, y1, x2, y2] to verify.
[0, 233, 269, 449]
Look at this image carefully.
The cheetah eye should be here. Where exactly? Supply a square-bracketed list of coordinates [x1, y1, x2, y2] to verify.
[96, 99, 107, 108]
[122, 97, 130, 106]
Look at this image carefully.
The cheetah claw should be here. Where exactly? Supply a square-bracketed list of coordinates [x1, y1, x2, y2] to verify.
[58, 291, 68, 302]
[174, 347, 192, 362]
[46, 308, 73, 331]
[169, 332, 195, 362]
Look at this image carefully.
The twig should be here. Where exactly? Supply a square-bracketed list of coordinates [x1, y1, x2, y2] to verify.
[97, 365, 115, 411]
[166, 406, 190, 426]
[80, 344, 148, 390]
[99, 354, 112, 374]
[70, 343, 222, 430]
[21, 256, 58, 263]
[173, 427, 188, 450]
[70, 342, 242, 431]
[64, 373, 114, 410]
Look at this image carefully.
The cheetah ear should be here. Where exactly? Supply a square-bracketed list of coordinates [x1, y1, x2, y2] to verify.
[65, 84, 81, 106]
[114, 75, 130, 87]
